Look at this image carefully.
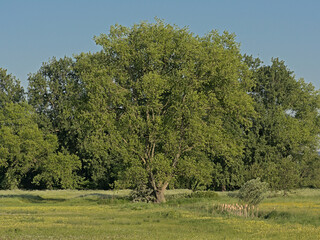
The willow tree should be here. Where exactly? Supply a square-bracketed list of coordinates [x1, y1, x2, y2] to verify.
[77, 20, 254, 202]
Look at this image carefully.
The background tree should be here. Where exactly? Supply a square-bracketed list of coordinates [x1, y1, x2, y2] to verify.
[28, 57, 84, 151]
[175, 152, 213, 191]
[243, 57, 320, 190]
[0, 69, 81, 189]
[0, 68, 24, 106]
[0, 102, 81, 189]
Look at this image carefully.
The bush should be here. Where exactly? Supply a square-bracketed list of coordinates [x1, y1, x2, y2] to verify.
[238, 178, 268, 206]
[129, 184, 156, 203]
[189, 191, 219, 199]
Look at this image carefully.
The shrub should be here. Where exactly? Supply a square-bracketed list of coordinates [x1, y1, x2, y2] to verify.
[238, 178, 268, 206]
[189, 191, 219, 199]
[129, 184, 156, 203]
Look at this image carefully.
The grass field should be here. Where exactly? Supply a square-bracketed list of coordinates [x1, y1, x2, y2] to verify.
[0, 189, 319, 239]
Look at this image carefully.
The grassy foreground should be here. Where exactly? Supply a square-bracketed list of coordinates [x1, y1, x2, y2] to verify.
[0, 189, 319, 239]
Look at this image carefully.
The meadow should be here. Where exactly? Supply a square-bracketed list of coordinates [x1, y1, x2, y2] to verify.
[0, 189, 319, 239]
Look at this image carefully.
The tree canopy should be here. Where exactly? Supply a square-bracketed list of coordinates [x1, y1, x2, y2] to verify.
[71, 21, 255, 202]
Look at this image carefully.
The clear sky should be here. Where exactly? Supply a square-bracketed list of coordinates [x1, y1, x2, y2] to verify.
[1, 0, 319, 90]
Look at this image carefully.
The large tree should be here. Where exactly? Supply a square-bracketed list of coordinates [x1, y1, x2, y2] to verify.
[76, 20, 254, 202]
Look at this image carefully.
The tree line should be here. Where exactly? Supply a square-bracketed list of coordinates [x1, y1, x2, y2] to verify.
[1, 20, 319, 202]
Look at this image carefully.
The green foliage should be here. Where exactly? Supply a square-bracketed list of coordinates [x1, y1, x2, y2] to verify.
[32, 150, 82, 189]
[28, 57, 84, 151]
[0, 101, 81, 189]
[27, 57, 108, 189]
[0, 102, 54, 189]
[0, 68, 24, 106]
[301, 153, 320, 188]
[175, 153, 214, 191]
[129, 184, 156, 203]
[189, 190, 219, 199]
[211, 156, 246, 191]
[0, 20, 319, 194]
[76, 19, 255, 201]
[243, 57, 320, 190]
[238, 178, 269, 206]
[246, 157, 301, 192]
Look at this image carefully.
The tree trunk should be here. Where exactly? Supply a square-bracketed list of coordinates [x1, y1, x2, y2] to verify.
[155, 189, 166, 203]
[154, 182, 169, 203]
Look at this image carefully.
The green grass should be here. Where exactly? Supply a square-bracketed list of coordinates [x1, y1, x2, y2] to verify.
[0, 189, 319, 239]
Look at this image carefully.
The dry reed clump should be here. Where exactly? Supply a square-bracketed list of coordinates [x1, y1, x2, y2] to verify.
[215, 203, 259, 218]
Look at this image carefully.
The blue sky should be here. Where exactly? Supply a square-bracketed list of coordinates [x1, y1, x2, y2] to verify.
[1, 0, 319, 90]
